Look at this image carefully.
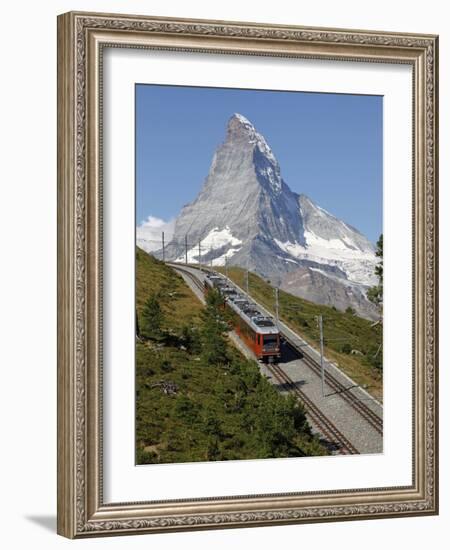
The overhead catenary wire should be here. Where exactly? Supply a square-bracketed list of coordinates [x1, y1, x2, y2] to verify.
[139, 234, 217, 265]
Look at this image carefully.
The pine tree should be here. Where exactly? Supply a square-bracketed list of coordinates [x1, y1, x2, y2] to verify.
[367, 234, 383, 309]
[367, 234, 383, 370]
[136, 309, 140, 338]
[200, 289, 229, 366]
[141, 294, 163, 339]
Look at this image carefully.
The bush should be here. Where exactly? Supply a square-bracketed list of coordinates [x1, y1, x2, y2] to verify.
[174, 396, 198, 421]
[206, 437, 221, 460]
[160, 359, 173, 373]
[341, 343, 352, 354]
[136, 446, 159, 464]
[166, 428, 183, 452]
[202, 412, 222, 437]
[181, 324, 201, 353]
[365, 344, 383, 370]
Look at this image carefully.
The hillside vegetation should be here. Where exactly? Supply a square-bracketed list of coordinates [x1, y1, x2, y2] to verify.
[136, 248, 328, 464]
[215, 267, 383, 401]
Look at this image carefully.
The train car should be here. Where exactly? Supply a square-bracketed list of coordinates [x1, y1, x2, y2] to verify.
[203, 273, 281, 362]
[227, 298, 281, 362]
[203, 274, 235, 309]
[203, 274, 223, 292]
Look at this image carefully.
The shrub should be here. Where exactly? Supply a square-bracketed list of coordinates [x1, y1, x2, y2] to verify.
[174, 396, 198, 421]
[365, 344, 383, 370]
[181, 324, 201, 353]
[341, 343, 352, 354]
[202, 412, 222, 437]
[136, 447, 159, 464]
[160, 359, 173, 373]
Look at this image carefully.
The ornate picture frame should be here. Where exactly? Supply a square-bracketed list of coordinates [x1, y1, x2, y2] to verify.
[57, 11, 438, 538]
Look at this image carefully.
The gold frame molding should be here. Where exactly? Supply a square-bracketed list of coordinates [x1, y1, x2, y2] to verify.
[57, 11, 439, 538]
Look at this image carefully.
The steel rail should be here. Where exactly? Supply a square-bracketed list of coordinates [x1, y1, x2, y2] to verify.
[281, 333, 383, 435]
[178, 263, 383, 435]
[170, 263, 378, 450]
[266, 362, 359, 455]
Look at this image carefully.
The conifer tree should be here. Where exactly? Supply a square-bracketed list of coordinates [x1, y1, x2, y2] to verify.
[367, 234, 383, 370]
[200, 289, 229, 365]
[367, 234, 383, 310]
[141, 294, 163, 339]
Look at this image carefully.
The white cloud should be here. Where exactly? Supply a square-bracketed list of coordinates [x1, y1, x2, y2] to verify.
[136, 216, 175, 252]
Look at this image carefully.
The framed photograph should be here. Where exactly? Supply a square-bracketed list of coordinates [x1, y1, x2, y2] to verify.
[57, 11, 439, 538]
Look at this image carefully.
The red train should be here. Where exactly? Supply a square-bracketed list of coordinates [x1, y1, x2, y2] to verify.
[204, 273, 281, 362]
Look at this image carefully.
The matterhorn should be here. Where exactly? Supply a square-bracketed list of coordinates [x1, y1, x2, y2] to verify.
[138, 113, 380, 320]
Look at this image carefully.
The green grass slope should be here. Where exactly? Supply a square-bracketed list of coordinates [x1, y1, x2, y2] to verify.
[135, 248, 328, 464]
[215, 267, 383, 401]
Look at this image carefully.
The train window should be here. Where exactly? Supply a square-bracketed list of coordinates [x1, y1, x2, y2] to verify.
[263, 335, 278, 344]
[257, 334, 260, 345]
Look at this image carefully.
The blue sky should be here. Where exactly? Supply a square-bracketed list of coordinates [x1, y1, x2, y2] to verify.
[136, 84, 382, 243]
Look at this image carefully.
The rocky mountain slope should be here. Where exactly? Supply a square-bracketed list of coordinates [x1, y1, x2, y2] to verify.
[138, 113, 380, 320]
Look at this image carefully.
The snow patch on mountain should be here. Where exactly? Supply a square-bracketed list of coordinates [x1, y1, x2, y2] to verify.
[175, 226, 242, 265]
[202, 226, 242, 248]
[274, 230, 378, 287]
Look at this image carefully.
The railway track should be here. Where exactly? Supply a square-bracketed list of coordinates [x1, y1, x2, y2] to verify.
[189, 263, 382, 435]
[170, 263, 381, 451]
[266, 362, 358, 455]
[171, 264, 206, 294]
[281, 334, 383, 435]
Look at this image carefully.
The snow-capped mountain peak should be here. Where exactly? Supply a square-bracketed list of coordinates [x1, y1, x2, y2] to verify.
[230, 112, 254, 130]
[229, 113, 278, 169]
[138, 113, 380, 319]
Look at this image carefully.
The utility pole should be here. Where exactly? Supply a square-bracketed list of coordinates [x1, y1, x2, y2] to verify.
[198, 241, 201, 266]
[246, 268, 249, 295]
[162, 231, 165, 263]
[275, 287, 279, 324]
[210, 247, 213, 268]
[318, 314, 325, 397]
[225, 256, 228, 278]
[185, 234, 188, 265]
